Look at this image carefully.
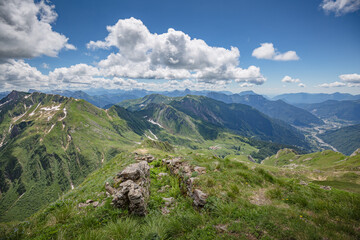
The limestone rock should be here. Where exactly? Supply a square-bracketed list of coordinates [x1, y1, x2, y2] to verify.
[194, 166, 206, 174]
[248, 155, 256, 163]
[299, 180, 308, 186]
[163, 197, 175, 207]
[193, 189, 208, 207]
[351, 148, 360, 157]
[158, 185, 170, 193]
[158, 172, 168, 178]
[320, 185, 332, 190]
[163, 157, 208, 208]
[106, 161, 150, 216]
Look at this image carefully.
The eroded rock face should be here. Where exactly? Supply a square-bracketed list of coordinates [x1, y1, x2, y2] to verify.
[106, 161, 150, 216]
[134, 153, 155, 163]
[163, 158, 208, 208]
[351, 148, 360, 157]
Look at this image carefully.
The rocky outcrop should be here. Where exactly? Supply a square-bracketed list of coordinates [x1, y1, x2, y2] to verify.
[351, 148, 360, 157]
[134, 153, 155, 163]
[248, 155, 256, 163]
[320, 185, 331, 190]
[105, 161, 150, 216]
[163, 158, 208, 208]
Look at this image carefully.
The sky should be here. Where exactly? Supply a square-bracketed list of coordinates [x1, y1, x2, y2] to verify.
[0, 0, 359, 95]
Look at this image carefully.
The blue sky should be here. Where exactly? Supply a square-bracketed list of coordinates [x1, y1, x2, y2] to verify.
[1, 0, 360, 94]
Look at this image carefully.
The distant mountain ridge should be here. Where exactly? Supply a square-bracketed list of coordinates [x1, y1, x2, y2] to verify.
[273, 92, 360, 104]
[118, 94, 310, 149]
[205, 92, 323, 127]
[298, 99, 360, 123]
[27, 88, 235, 108]
[319, 124, 360, 155]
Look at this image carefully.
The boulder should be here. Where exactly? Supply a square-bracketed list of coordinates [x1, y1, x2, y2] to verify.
[299, 180, 308, 186]
[193, 189, 208, 207]
[158, 172, 168, 178]
[163, 197, 175, 207]
[163, 157, 208, 208]
[320, 185, 332, 190]
[194, 166, 206, 174]
[106, 161, 150, 216]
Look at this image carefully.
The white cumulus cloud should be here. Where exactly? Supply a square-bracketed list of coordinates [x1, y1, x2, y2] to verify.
[318, 73, 360, 88]
[339, 73, 360, 83]
[0, 0, 75, 60]
[88, 18, 266, 85]
[321, 0, 360, 16]
[0, 59, 48, 90]
[318, 81, 346, 88]
[281, 76, 301, 83]
[252, 43, 299, 61]
[298, 83, 306, 88]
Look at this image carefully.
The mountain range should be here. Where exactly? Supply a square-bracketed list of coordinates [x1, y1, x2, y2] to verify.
[0, 91, 359, 240]
[205, 92, 323, 127]
[298, 99, 360, 123]
[273, 92, 360, 104]
[318, 124, 360, 155]
[0, 91, 306, 221]
[118, 94, 310, 149]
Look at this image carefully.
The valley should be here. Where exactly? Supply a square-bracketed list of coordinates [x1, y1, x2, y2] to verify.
[0, 91, 359, 240]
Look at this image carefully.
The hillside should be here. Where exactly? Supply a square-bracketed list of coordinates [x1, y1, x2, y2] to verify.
[298, 100, 360, 123]
[0, 91, 301, 221]
[273, 92, 360, 104]
[206, 92, 323, 127]
[0, 91, 146, 221]
[262, 148, 360, 193]
[1, 147, 359, 239]
[318, 124, 360, 155]
[120, 94, 310, 149]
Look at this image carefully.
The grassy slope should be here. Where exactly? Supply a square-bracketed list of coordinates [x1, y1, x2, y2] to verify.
[262, 149, 360, 194]
[1, 146, 359, 240]
[0, 92, 270, 222]
[0, 92, 142, 221]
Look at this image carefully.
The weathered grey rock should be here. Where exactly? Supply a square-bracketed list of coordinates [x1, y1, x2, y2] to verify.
[194, 166, 206, 174]
[163, 157, 208, 208]
[105, 182, 115, 195]
[92, 201, 99, 207]
[158, 172, 168, 178]
[161, 206, 170, 215]
[163, 197, 175, 207]
[158, 185, 170, 193]
[193, 189, 208, 207]
[248, 155, 256, 163]
[106, 161, 150, 216]
[78, 203, 89, 208]
[351, 148, 360, 157]
[320, 185, 332, 190]
[135, 153, 155, 162]
[299, 180, 308, 186]
[86, 199, 94, 204]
